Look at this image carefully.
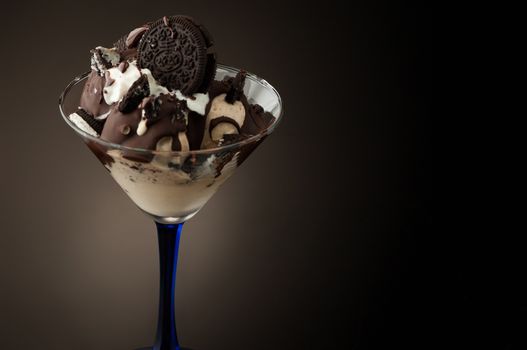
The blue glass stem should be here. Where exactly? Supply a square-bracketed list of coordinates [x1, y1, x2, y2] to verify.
[154, 222, 184, 350]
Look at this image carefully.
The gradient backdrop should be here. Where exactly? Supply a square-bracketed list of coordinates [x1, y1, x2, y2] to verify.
[0, 1, 452, 349]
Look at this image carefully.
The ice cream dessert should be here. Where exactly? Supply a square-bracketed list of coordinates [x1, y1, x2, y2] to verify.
[68, 15, 278, 221]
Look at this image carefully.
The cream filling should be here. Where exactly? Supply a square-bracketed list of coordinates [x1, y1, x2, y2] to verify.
[68, 112, 98, 137]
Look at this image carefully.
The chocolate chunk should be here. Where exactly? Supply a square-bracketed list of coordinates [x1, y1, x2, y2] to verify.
[207, 78, 231, 99]
[142, 94, 188, 124]
[118, 74, 150, 113]
[225, 70, 246, 104]
[76, 108, 105, 135]
[137, 15, 216, 94]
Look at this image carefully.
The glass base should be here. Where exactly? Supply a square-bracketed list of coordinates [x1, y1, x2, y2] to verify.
[146, 210, 199, 224]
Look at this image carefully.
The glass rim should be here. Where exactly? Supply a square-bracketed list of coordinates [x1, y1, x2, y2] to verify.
[59, 64, 283, 156]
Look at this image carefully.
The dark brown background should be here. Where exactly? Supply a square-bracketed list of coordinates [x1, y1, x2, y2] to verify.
[0, 1, 480, 349]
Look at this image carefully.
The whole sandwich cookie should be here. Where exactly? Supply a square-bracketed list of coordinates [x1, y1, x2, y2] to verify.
[137, 15, 216, 95]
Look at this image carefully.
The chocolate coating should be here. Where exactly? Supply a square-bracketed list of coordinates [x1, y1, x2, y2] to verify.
[80, 71, 110, 117]
[101, 107, 142, 145]
[122, 116, 186, 151]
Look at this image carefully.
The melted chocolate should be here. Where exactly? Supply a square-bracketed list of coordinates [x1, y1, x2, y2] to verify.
[121, 117, 186, 151]
[186, 111, 206, 150]
[100, 107, 142, 145]
[100, 94, 187, 156]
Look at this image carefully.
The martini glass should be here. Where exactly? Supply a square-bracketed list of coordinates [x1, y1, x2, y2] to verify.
[59, 64, 282, 350]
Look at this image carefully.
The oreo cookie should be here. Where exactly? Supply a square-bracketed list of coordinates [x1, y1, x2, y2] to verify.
[118, 74, 150, 113]
[137, 16, 216, 94]
[76, 108, 105, 135]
